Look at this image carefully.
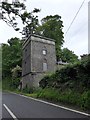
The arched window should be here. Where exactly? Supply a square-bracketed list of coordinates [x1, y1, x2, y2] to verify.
[42, 46, 47, 55]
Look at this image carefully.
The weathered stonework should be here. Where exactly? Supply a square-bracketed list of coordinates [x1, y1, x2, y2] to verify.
[22, 34, 56, 88]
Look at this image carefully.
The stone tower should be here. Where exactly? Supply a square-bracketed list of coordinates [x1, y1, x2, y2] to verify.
[22, 34, 56, 88]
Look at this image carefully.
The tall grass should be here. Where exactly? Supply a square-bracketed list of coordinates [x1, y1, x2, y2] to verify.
[37, 88, 90, 110]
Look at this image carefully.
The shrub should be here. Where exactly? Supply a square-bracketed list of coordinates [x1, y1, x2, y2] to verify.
[79, 91, 90, 110]
[38, 56, 90, 110]
[10, 78, 20, 89]
[39, 75, 50, 88]
[22, 85, 34, 94]
[39, 57, 90, 91]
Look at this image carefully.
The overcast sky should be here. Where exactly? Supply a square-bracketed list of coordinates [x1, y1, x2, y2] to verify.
[0, 0, 89, 58]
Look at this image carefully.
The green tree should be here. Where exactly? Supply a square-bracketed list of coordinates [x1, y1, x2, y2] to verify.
[61, 48, 79, 63]
[36, 15, 64, 61]
[0, 0, 40, 36]
[2, 37, 22, 78]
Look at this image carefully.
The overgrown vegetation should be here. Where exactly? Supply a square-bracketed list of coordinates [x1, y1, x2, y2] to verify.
[2, 75, 21, 91]
[37, 88, 90, 110]
[4, 55, 89, 111]
[40, 56, 90, 90]
[38, 55, 90, 110]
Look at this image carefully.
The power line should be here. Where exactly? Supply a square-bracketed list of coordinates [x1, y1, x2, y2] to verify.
[65, 0, 86, 36]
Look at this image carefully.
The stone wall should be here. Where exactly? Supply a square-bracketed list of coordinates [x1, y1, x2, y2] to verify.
[22, 40, 31, 76]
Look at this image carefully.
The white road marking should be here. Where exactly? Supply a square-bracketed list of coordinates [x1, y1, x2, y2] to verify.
[3, 104, 18, 120]
[9, 92, 90, 117]
[20, 94, 90, 117]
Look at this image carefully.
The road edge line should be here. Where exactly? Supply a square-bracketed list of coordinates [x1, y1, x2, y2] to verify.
[8, 91, 90, 117]
[3, 104, 18, 120]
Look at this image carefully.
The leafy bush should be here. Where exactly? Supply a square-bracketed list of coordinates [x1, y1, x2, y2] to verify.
[22, 85, 34, 94]
[39, 75, 50, 88]
[38, 55, 90, 111]
[39, 56, 90, 91]
[79, 91, 90, 110]
[10, 78, 20, 89]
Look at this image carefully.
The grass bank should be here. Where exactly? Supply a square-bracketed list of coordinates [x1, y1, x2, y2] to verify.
[4, 87, 90, 113]
[36, 88, 90, 111]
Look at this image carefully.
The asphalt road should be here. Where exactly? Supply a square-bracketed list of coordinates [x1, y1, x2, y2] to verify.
[2, 92, 89, 119]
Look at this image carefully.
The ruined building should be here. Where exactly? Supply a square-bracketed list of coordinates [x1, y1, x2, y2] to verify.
[22, 34, 56, 88]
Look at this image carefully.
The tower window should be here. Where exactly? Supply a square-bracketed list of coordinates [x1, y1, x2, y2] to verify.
[43, 62, 48, 71]
[43, 59, 48, 72]
[42, 50, 47, 55]
[42, 46, 47, 55]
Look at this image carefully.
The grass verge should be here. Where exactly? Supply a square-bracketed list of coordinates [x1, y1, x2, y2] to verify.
[2, 78, 90, 112]
[3, 87, 90, 113]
